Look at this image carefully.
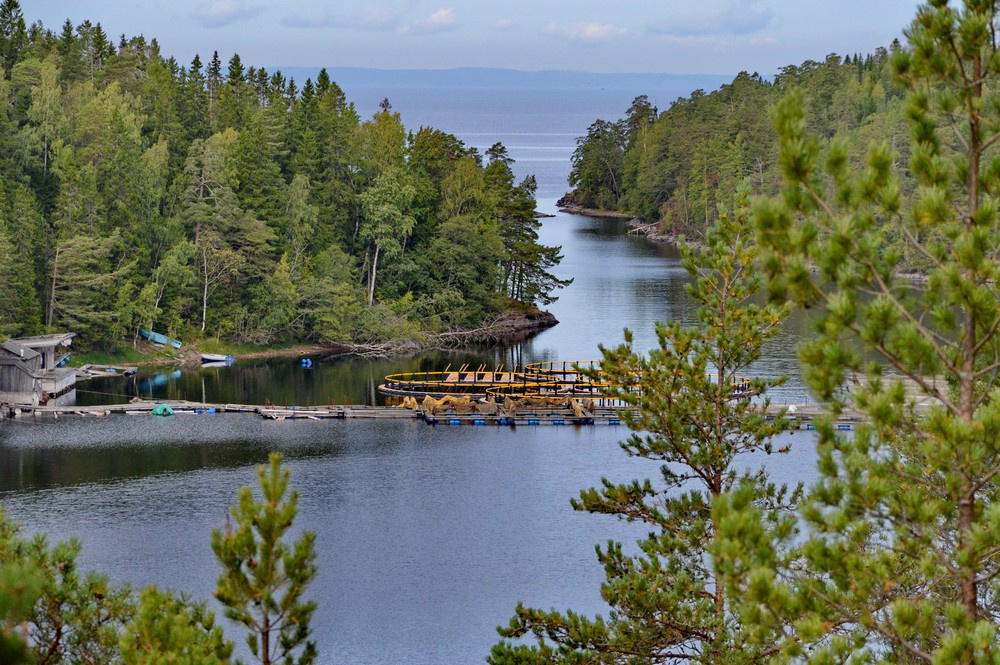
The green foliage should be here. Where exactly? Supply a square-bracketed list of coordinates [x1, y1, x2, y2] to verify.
[120, 587, 233, 665]
[0, 15, 567, 349]
[491, 186, 795, 664]
[0, 456, 322, 665]
[0, 509, 135, 665]
[731, 1, 1000, 663]
[212, 453, 317, 665]
[572, 59, 907, 240]
[568, 119, 626, 211]
[489, 154, 572, 308]
[360, 167, 416, 306]
[0, 0, 27, 77]
[0, 561, 40, 665]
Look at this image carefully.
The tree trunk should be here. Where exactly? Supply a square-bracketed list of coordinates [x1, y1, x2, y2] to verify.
[202, 248, 209, 333]
[368, 245, 380, 306]
[47, 246, 60, 328]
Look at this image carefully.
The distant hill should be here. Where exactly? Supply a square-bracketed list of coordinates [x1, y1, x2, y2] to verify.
[271, 67, 734, 93]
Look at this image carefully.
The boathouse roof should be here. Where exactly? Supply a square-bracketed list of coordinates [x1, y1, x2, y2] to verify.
[0, 339, 40, 362]
[10, 333, 75, 349]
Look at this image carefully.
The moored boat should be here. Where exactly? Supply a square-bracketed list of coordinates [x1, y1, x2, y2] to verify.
[139, 328, 182, 349]
[200, 353, 235, 364]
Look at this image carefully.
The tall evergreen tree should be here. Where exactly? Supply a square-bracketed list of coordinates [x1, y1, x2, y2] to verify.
[0, 0, 26, 77]
[487, 148, 571, 307]
[492, 186, 794, 664]
[735, 2, 1000, 663]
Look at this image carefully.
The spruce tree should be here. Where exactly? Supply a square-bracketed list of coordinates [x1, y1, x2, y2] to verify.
[0, 0, 26, 77]
[731, 1, 1000, 663]
[491, 185, 795, 664]
[212, 453, 317, 665]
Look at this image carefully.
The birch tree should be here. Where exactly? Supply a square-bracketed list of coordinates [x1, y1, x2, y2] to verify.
[359, 167, 415, 306]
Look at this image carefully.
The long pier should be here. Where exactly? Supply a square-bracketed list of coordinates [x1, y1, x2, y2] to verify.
[0, 399, 858, 429]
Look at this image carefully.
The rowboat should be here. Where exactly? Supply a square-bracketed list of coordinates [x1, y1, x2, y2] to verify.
[139, 329, 182, 349]
[201, 353, 235, 364]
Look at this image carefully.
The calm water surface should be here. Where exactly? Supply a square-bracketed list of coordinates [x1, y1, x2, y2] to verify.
[0, 84, 819, 665]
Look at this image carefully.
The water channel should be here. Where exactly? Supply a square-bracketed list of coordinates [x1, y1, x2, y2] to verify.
[0, 84, 822, 665]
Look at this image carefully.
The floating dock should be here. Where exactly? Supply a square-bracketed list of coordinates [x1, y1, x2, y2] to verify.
[75, 364, 139, 380]
[0, 399, 860, 429]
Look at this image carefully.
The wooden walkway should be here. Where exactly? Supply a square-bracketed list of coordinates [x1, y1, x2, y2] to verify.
[1, 400, 418, 421]
[0, 399, 865, 429]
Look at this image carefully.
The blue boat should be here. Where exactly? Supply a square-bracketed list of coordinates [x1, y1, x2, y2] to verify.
[139, 328, 182, 349]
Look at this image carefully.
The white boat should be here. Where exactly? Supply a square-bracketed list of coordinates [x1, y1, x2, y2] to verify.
[200, 353, 235, 364]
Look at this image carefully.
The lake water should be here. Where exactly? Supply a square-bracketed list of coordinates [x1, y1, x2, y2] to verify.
[0, 83, 818, 664]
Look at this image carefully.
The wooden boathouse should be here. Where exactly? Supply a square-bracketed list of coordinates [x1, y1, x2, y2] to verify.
[0, 333, 76, 405]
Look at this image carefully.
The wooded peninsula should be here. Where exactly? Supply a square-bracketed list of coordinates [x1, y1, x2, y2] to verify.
[565, 42, 916, 251]
[0, 2, 569, 352]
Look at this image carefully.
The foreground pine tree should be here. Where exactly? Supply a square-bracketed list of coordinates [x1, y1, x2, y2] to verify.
[490, 186, 796, 664]
[212, 453, 317, 665]
[120, 587, 232, 665]
[730, 1, 1000, 663]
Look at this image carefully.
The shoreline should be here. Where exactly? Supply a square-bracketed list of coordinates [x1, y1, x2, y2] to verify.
[556, 201, 634, 219]
[558, 201, 935, 281]
[84, 310, 559, 369]
[556, 198, 684, 245]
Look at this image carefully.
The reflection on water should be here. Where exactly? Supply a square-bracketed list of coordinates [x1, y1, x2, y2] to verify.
[0, 417, 818, 665]
[0, 198, 820, 665]
[76, 202, 812, 408]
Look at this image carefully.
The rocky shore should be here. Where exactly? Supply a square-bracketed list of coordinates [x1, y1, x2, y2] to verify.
[555, 195, 634, 219]
[100, 310, 560, 367]
[556, 195, 682, 244]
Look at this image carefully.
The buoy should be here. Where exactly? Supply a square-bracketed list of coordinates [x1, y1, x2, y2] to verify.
[301, 358, 312, 368]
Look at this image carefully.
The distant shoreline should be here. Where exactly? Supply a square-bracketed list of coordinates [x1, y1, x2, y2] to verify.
[555, 200, 633, 220]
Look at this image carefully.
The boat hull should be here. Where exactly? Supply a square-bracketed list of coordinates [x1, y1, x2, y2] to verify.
[200, 353, 235, 364]
[139, 329, 182, 349]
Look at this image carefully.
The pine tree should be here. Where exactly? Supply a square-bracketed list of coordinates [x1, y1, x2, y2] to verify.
[212, 453, 317, 665]
[735, 1, 1000, 663]
[491, 185, 794, 664]
[119, 587, 232, 665]
[0, 511, 135, 664]
[487, 150, 571, 307]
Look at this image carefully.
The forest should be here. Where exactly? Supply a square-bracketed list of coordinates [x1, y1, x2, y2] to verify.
[0, 0, 1000, 665]
[0, 0, 569, 350]
[567, 42, 917, 251]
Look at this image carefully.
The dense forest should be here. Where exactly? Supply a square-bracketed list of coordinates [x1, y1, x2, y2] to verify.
[567, 43, 914, 248]
[0, 1, 569, 349]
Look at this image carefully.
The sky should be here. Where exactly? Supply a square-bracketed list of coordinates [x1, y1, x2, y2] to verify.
[28, 0, 923, 76]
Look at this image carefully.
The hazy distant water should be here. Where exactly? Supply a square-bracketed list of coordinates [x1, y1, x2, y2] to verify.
[345, 84, 693, 199]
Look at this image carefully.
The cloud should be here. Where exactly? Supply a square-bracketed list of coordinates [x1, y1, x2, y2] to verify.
[406, 8, 457, 35]
[280, 2, 409, 31]
[280, 14, 340, 28]
[195, 0, 261, 28]
[648, 1, 773, 37]
[494, 19, 516, 31]
[544, 22, 627, 44]
[357, 6, 406, 31]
